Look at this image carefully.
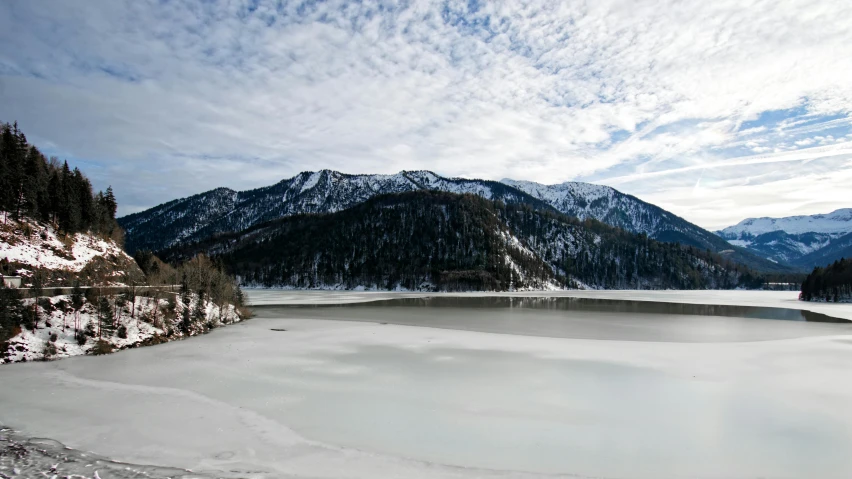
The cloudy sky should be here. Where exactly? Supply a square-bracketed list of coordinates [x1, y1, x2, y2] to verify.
[1, 0, 851, 229]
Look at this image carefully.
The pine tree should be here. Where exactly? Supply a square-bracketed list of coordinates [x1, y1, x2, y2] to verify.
[0, 284, 24, 343]
[98, 296, 115, 338]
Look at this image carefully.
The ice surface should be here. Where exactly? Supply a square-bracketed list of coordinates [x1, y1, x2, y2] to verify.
[244, 289, 852, 321]
[2, 291, 852, 479]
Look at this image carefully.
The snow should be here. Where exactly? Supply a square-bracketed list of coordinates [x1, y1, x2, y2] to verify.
[299, 171, 322, 193]
[727, 239, 751, 248]
[721, 208, 852, 237]
[2, 291, 852, 478]
[0, 215, 131, 273]
[1, 293, 242, 364]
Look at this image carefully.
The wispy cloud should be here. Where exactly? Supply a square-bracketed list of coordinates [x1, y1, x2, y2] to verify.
[1, 0, 851, 228]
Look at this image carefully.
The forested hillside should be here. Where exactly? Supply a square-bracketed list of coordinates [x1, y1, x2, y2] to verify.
[801, 258, 852, 302]
[162, 192, 760, 291]
[118, 170, 554, 254]
[0, 122, 120, 239]
[0, 121, 249, 363]
[120, 169, 791, 273]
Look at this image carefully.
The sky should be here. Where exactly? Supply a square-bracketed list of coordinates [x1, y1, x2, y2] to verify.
[1, 0, 851, 230]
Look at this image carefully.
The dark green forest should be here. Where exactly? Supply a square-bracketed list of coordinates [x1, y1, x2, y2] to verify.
[801, 258, 852, 302]
[0, 121, 119, 237]
[163, 191, 762, 291]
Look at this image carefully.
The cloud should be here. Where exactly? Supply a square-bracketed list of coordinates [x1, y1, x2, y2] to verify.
[1, 0, 851, 229]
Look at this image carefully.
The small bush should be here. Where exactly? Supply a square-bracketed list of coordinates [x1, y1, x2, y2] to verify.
[75, 331, 87, 346]
[84, 321, 96, 337]
[49, 333, 58, 342]
[42, 341, 57, 359]
[237, 306, 254, 319]
[91, 339, 114, 355]
[116, 325, 127, 339]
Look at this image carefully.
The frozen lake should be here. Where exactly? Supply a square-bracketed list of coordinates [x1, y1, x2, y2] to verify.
[2, 291, 852, 478]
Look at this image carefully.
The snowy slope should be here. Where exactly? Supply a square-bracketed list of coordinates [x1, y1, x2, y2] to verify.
[0, 215, 141, 285]
[1, 293, 241, 364]
[497, 178, 778, 271]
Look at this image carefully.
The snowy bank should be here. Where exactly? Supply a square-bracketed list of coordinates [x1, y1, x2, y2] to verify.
[1, 292, 243, 364]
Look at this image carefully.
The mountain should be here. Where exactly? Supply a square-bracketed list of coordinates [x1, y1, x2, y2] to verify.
[161, 191, 761, 291]
[119, 170, 554, 254]
[498, 179, 789, 272]
[720, 208, 852, 237]
[120, 170, 791, 273]
[718, 209, 852, 269]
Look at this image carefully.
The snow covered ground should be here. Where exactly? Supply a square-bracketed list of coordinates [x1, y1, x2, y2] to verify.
[2, 290, 852, 478]
[1, 293, 241, 364]
[0, 215, 132, 274]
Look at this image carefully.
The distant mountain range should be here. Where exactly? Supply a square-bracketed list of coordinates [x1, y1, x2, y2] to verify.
[160, 191, 761, 291]
[119, 169, 792, 274]
[717, 209, 852, 269]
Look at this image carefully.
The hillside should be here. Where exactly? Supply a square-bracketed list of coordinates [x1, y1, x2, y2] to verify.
[119, 170, 555, 254]
[0, 288, 243, 364]
[801, 257, 852, 303]
[120, 169, 791, 273]
[719, 209, 852, 269]
[0, 121, 249, 364]
[1, 215, 143, 286]
[501, 179, 790, 273]
[162, 191, 760, 291]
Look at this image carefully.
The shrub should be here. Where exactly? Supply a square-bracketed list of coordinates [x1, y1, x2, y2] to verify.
[117, 325, 127, 339]
[49, 332, 57, 342]
[75, 331, 87, 346]
[42, 341, 57, 359]
[91, 339, 114, 355]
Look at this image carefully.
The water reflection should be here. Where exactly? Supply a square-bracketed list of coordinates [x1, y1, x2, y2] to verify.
[257, 296, 852, 342]
[339, 296, 849, 323]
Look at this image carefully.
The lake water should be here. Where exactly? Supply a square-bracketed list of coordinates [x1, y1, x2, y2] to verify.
[2, 292, 852, 479]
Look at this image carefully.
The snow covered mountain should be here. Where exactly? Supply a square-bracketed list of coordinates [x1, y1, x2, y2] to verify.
[718, 209, 852, 269]
[497, 179, 789, 272]
[719, 209, 852, 237]
[119, 170, 552, 254]
[120, 170, 790, 273]
[162, 191, 757, 291]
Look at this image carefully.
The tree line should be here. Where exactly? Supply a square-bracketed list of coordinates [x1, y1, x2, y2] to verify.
[0, 121, 119, 238]
[801, 258, 852, 302]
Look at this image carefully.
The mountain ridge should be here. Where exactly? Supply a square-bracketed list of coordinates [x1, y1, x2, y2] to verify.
[161, 191, 760, 291]
[119, 169, 793, 273]
[718, 208, 852, 269]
